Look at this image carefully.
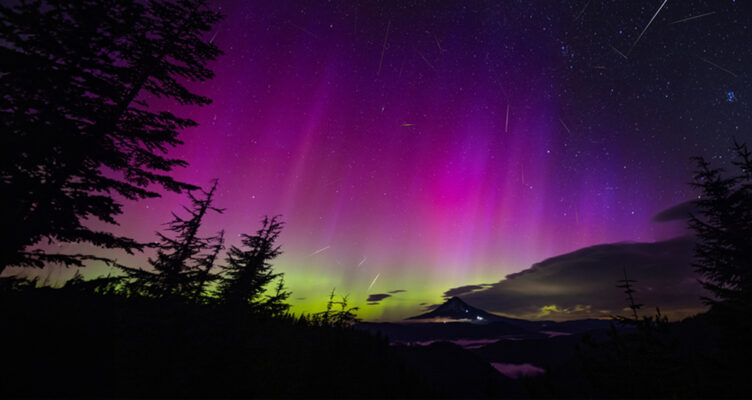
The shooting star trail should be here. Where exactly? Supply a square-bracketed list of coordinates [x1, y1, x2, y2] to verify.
[628, 0, 669, 56]
[505, 103, 510, 133]
[416, 48, 436, 72]
[310, 246, 330, 256]
[700, 57, 738, 78]
[368, 273, 380, 291]
[431, 31, 443, 52]
[670, 11, 715, 25]
[398, 58, 406, 78]
[574, 0, 591, 21]
[357, 256, 367, 267]
[288, 21, 319, 39]
[377, 19, 391, 76]
[209, 31, 218, 44]
[611, 45, 629, 60]
[559, 118, 571, 134]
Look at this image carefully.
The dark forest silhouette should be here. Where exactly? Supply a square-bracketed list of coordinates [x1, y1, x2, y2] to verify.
[2, 0, 752, 398]
[569, 143, 752, 398]
[0, 0, 220, 273]
[687, 140, 752, 395]
[0, 198, 426, 397]
[0, 2, 422, 396]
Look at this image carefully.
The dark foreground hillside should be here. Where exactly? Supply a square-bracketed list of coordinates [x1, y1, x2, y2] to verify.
[4, 280, 751, 398]
[1, 284, 433, 398]
[2, 282, 541, 398]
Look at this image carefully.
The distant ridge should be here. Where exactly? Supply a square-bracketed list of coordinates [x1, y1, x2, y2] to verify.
[359, 296, 615, 343]
[407, 297, 505, 322]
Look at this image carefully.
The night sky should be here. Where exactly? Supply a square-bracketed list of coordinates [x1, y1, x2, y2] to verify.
[23, 0, 752, 320]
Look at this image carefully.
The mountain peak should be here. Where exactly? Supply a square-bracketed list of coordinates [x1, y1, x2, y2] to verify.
[406, 296, 502, 323]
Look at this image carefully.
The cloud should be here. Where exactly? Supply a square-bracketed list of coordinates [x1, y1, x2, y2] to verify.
[454, 236, 705, 321]
[652, 200, 698, 222]
[442, 284, 493, 298]
[366, 293, 391, 303]
[537, 304, 592, 318]
[366, 290, 405, 305]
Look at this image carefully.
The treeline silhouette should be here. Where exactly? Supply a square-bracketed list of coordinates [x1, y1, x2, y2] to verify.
[0, 1, 432, 397]
[530, 141, 752, 398]
[1, 277, 432, 397]
[0, 183, 433, 397]
[0, 0, 220, 273]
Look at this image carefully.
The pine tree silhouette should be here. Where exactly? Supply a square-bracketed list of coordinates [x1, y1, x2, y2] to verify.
[217, 216, 290, 314]
[578, 268, 681, 398]
[689, 140, 752, 390]
[314, 289, 361, 327]
[123, 181, 224, 299]
[615, 267, 642, 321]
[689, 140, 752, 320]
[193, 229, 225, 302]
[0, 0, 222, 273]
[264, 277, 292, 317]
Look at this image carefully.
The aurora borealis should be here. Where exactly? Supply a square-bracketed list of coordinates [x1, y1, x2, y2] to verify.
[17, 0, 751, 320]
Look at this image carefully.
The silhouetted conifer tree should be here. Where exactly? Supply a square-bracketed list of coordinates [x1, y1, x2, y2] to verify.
[578, 268, 682, 398]
[689, 140, 752, 390]
[314, 289, 361, 327]
[0, 0, 222, 273]
[217, 216, 290, 314]
[264, 277, 292, 317]
[123, 181, 223, 299]
[192, 229, 224, 301]
[615, 267, 643, 321]
[689, 140, 752, 324]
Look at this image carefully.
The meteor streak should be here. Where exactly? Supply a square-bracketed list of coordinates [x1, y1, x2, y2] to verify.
[368, 273, 380, 291]
[310, 246, 330, 256]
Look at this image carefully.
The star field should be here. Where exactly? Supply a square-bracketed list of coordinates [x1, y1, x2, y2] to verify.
[52, 0, 752, 320]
